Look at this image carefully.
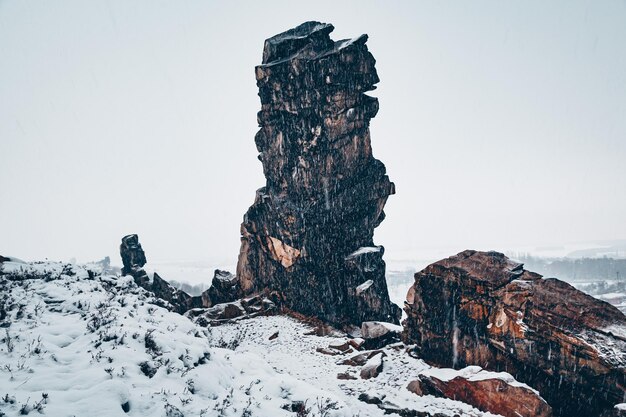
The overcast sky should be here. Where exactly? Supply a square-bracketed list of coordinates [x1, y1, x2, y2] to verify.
[1, 0, 625, 266]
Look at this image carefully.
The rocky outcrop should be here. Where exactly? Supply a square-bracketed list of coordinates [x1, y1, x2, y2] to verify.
[119, 235, 202, 313]
[203, 269, 239, 306]
[120, 234, 147, 277]
[408, 366, 552, 417]
[186, 295, 275, 327]
[148, 272, 202, 314]
[403, 250, 626, 417]
[236, 21, 400, 327]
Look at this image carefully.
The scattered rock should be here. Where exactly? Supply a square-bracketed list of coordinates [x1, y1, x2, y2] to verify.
[357, 393, 383, 405]
[362, 321, 402, 339]
[303, 324, 336, 336]
[360, 352, 384, 379]
[403, 250, 626, 417]
[348, 338, 365, 351]
[268, 331, 279, 340]
[361, 321, 402, 349]
[338, 349, 385, 366]
[409, 366, 552, 417]
[316, 347, 340, 356]
[357, 393, 447, 417]
[337, 372, 357, 380]
[186, 296, 275, 327]
[235, 21, 400, 327]
[328, 341, 352, 353]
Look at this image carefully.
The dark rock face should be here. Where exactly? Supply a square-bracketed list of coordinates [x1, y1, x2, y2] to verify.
[236, 21, 400, 327]
[120, 234, 147, 277]
[149, 272, 203, 314]
[403, 250, 626, 417]
[203, 269, 239, 306]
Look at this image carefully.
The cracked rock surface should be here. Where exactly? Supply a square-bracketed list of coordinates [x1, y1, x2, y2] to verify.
[236, 21, 400, 327]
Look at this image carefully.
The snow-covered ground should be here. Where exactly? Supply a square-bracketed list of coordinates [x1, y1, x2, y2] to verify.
[0, 260, 501, 417]
[210, 315, 499, 417]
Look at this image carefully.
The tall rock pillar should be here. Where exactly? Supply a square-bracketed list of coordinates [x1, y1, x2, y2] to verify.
[236, 21, 400, 326]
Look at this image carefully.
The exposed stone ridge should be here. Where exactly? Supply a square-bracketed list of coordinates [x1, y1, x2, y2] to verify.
[236, 21, 400, 327]
[403, 249, 626, 417]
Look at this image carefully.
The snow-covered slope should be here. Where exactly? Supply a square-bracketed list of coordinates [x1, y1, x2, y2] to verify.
[0, 260, 498, 417]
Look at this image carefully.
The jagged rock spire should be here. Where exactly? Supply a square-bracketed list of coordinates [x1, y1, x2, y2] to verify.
[236, 22, 400, 326]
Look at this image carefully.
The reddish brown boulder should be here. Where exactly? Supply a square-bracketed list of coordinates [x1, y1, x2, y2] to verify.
[407, 366, 552, 417]
[403, 250, 626, 417]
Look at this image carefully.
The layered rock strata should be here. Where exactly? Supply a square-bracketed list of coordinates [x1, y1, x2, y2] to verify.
[403, 250, 626, 417]
[236, 21, 399, 327]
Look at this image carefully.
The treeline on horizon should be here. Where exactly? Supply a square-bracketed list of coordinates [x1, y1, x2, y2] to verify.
[513, 254, 626, 282]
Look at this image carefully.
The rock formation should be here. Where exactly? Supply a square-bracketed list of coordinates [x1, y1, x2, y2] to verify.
[236, 21, 400, 327]
[403, 250, 626, 417]
[186, 294, 276, 327]
[119, 235, 202, 313]
[120, 234, 147, 278]
[203, 269, 239, 306]
[408, 366, 552, 417]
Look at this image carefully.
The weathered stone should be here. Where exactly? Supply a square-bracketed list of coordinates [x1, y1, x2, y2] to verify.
[203, 269, 239, 306]
[361, 321, 402, 349]
[403, 250, 626, 417]
[337, 349, 385, 366]
[119, 235, 202, 314]
[357, 393, 449, 417]
[316, 347, 340, 356]
[328, 340, 352, 352]
[360, 352, 384, 379]
[186, 296, 276, 327]
[408, 366, 552, 417]
[361, 321, 402, 339]
[236, 21, 400, 327]
[149, 272, 203, 314]
[120, 234, 147, 277]
[348, 338, 365, 351]
[336, 372, 357, 380]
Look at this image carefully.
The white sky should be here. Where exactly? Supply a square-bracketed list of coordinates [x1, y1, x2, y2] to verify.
[1, 1, 625, 266]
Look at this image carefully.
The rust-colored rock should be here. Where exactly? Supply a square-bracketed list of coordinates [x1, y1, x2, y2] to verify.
[409, 366, 552, 417]
[403, 250, 626, 417]
[235, 21, 400, 327]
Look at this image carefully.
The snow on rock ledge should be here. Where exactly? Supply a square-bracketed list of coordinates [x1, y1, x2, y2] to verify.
[409, 365, 552, 417]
